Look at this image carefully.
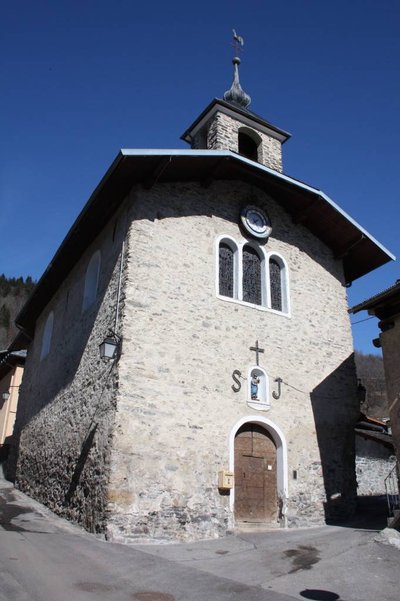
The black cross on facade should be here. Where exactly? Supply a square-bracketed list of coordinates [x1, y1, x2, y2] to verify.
[250, 340, 264, 366]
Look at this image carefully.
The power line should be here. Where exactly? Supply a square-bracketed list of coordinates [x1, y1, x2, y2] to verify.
[351, 316, 375, 325]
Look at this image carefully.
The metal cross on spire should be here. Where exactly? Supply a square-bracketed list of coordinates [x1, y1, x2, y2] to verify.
[232, 29, 244, 58]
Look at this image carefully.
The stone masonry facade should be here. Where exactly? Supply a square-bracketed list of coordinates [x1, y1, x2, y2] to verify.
[12, 209, 127, 533]
[106, 179, 358, 542]
[12, 177, 359, 543]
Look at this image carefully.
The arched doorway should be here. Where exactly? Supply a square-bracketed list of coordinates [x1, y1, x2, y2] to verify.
[234, 423, 278, 522]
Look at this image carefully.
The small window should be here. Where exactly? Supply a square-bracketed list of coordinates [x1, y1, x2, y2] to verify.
[242, 245, 262, 305]
[40, 311, 54, 360]
[82, 250, 101, 312]
[268, 254, 289, 314]
[219, 242, 234, 298]
[270, 258, 282, 311]
[218, 238, 238, 299]
[239, 132, 258, 161]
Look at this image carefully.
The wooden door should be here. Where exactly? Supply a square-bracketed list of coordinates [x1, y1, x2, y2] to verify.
[234, 423, 277, 522]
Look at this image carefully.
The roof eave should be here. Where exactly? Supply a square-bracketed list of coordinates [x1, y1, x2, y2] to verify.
[181, 98, 291, 145]
[15, 149, 394, 334]
[349, 282, 400, 315]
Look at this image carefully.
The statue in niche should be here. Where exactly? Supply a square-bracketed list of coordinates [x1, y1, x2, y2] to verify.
[251, 374, 260, 400]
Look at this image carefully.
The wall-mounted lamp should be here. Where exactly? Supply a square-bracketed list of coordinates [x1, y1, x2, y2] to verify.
[99, 331, 121, 361]
[272, 377, 283, 400]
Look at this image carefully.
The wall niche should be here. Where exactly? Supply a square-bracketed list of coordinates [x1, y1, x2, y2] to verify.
[247, 366, 270, 411]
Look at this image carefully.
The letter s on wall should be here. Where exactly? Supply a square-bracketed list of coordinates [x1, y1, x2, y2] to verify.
[232, 370, 242, 392]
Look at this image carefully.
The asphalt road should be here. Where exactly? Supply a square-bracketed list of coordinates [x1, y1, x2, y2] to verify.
[0, 479, 398, 601]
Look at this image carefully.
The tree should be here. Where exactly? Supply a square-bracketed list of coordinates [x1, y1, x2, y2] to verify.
[0, 275, 36, 347]
[0, 304, 10, 329]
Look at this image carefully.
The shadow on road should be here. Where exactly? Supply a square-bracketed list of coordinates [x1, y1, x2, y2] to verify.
[300, 590, 340, 601]
[0, 488, 33, 532]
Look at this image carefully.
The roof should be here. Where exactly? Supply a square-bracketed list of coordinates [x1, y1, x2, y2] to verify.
[0, 349, 27, 381]
[350, 280, 400, 316]
[355, 413, 393, 449]
[181, 98, 291, 145]
[15, 149, 394, 336]
[355, 428, 394, 449]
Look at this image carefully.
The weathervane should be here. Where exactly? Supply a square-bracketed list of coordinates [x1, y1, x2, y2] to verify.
[224, 29, 251, 109]
[232, 29, 244, 57]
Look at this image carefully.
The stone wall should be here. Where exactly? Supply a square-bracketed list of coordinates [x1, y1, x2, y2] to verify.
[106, 178, 358, 542]
[12, 209, 128, 534]
[204, 112, 283, 172]
[355, 434, 395, 496]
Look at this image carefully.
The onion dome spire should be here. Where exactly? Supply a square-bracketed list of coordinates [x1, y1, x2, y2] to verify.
[223, 30, 251, 109]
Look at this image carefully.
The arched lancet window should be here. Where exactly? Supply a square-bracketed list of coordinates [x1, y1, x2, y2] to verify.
[269, 254, 288, 313]
[40, 311, 54, 360]
[270, 258, 282, 311]
[238, 127, 262, 163]
[219, 241, 234, 298]
[216, 237, 289, 315]
[82, 250, 101, 312]
[219, 238, 239, 299]
[242, 245, 262, 305]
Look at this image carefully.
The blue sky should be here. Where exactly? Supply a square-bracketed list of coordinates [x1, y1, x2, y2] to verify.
[1, 0, 399, 353]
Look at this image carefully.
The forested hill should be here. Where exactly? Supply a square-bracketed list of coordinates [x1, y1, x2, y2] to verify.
[354, 350, 388, 417]
[0, 275, 35, 349]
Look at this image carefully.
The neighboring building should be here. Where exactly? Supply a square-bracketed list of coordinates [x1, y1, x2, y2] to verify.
[350, 281, 400, 466]
[355, 414, 395, 497]
[9, 53, 394, 542]
[0, 347, 26, 462]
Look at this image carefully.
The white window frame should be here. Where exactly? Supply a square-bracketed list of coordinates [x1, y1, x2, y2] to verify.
[215, 235, 290, 317]
[217, 236, 239, 300]
[266, 251, 290, 315]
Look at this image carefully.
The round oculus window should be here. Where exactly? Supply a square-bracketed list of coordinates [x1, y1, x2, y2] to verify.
[240, 205, 272, 239]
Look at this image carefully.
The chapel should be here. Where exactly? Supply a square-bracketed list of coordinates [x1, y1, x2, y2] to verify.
[9, 41, 394, 542]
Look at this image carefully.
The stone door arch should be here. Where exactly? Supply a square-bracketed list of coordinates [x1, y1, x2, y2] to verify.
[229, 416, 288, 525]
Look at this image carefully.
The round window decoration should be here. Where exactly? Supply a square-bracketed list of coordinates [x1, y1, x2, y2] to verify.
[240, 205, 272, 239]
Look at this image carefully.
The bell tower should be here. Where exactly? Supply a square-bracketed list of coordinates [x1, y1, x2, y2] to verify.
[181, 31, 290, 173]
